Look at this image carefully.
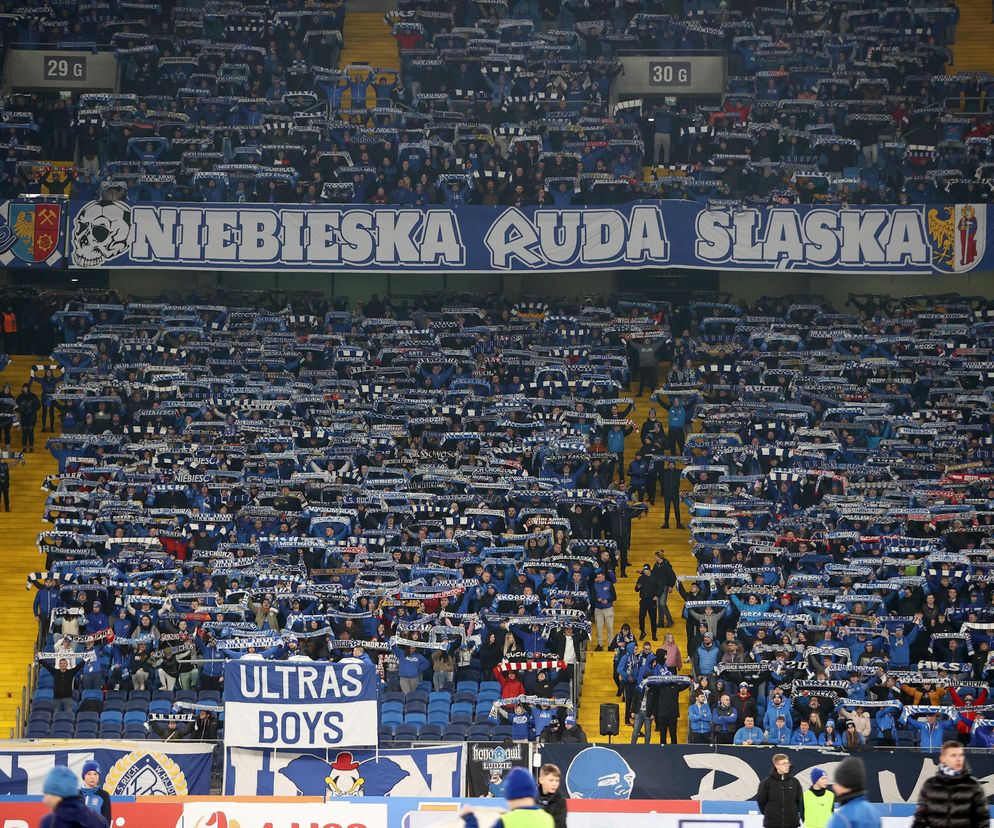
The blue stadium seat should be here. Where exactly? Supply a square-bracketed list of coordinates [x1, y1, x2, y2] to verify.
[148, 700, 171, 715]
[99, 711, 123, 725]
[419, 724, 444, 741]
[33, 688, 54, 702]
[453, 690, 477, 705]
[449, 712, 472, 726]
[80, 689, 103, 703]
[479, 681, 501, 696]
[382, 701, 404, 716]
[442, 724, 468, 741]
[381, 711, 403, 727]
[427, 710, 450, 726]
[152, 690, 174, 702]
[175, 690, 197, 704]
[451, 701, 473, 716]
[491, 725, 512, 740]
[26, 722, 50, 738]
[382, 691, 405, 704]
[404, 712, 427, 727]
[455, 681, 478, 694]
[198, 691, 222, 703]
[405, 689, 429, 705]
[394, 723, 419, 741]
[428, 691, 451, 705]
[404, 700, 427, 716]
[124, 711, 147, 725]
[467, 724, 492, 740]
[128, 691, 151, 703]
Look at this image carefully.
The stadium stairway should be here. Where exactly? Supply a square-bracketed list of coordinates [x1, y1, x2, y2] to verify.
[0, 355, 57, 736]
[577, 379, 695, 744]
[340, 12, 399, 109]
[951, 0, 994, 72]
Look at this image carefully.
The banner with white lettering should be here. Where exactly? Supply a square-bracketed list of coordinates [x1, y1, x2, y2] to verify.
[222, 660, 378, 749]
[66, 200, 991, 275]
[223, 745, 465, 797]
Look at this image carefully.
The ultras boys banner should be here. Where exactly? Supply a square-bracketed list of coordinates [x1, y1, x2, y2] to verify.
[222, 660, 378, 750]
[538, 744, 994, 803]
[65, 199, 991, 274]
[0, 740, 213, 795]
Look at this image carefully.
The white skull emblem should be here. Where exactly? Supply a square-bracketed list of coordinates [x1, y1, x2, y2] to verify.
[71, 200, 132, 267]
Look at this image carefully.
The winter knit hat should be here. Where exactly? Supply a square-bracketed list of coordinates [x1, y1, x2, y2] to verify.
[833, 757, 865, 792]
[810, 768, 826, 785]
[503, 767, 538, 801]
[43, 766, 81, 799]
[81, 760, 101, 778]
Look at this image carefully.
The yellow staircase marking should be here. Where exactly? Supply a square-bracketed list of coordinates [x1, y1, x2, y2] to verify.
[339, 12, 400, 110]
[577, 378, 696, 744]
[0, 356, 58, 736]
[951, 0, 994, 73]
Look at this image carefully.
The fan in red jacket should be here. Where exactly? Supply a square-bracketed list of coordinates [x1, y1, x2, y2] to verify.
[949, 686, 988, 736]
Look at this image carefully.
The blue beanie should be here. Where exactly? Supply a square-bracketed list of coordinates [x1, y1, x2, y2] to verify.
[810, 768, 826, 785]
[503, 767, 537, 801]
[43, 766, 81, 799]
[82, 760, 101, 778]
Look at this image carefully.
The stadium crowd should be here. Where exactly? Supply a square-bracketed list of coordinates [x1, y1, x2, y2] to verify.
[0, 0, 989, 205]
[613, 291, 994, 750]
[24, 291, 665, 743]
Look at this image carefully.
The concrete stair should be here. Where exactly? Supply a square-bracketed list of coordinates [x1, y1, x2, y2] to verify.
[340, 12, 399, 109]
[951, 0, 994, 72]
[0, 356, 58, 736]
[576, 378, 696, 744]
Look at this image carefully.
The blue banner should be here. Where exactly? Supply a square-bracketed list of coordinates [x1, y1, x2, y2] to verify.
[223, 659, 378, 749]
[64, 198, 991, 274]
[224, 745, 465, 798]
[539, 744, 994, 803]
[0, 740, 213, 796]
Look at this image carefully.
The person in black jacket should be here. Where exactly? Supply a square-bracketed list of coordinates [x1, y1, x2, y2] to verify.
[39, 657, 83, 713]
[756, 754, 803, 828]
[650, 668, 689, 745]
[659, 459, 683, 529]
[651, 550, 676, 628]
[538, 764, 567, 828]
[635, 565, 658, 640]
[912, 740, 989, 828]
[0, 457, 8, 511]
[15, 383, 40, 452]
[558, 716, 586, 743]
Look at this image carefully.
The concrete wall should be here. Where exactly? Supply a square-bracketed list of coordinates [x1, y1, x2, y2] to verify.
[42, 267, 994, 307]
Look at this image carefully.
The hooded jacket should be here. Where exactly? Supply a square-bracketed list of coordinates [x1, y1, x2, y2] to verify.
[756, 770, 803, 828]
[912, 766, 989, 828]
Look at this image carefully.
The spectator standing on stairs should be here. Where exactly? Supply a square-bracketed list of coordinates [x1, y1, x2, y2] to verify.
[659, 460, 683, 529]
[592, 569, 617, 651]
[625, 334, 669, 397]
[0, 455, 8, 511]
[635, 564, 658, 640]
[651, 549, 676, 629]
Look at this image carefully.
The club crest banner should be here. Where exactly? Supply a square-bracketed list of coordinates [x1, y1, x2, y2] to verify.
[0, 198, 66, 267]
[63, 199, 993, 275]
[222, 659, 378, 749]
[223, 744, 465, 798]
[0, 740, 213, 795]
